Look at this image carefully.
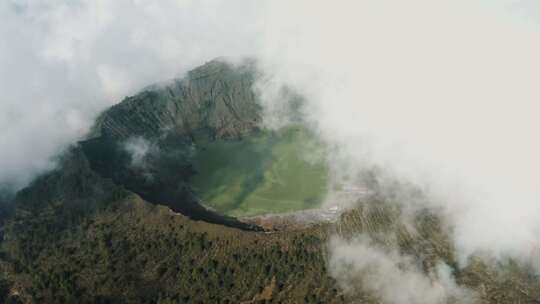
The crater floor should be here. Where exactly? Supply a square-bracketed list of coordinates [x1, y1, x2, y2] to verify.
[190, 127, 329, 217]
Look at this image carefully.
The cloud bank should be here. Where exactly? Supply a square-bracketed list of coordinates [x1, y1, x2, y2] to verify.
[329, 237, 477, 304]
[0, 0, 262, 190]
[256, 0, 540, 264]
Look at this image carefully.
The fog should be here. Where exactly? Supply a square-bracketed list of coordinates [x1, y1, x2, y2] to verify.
[254, 0, 540, 300]
[329, 237, 477, 304]
[3, 0, 540, 302]
[256, 0, 540, 264]
[0, 0, 261, 191]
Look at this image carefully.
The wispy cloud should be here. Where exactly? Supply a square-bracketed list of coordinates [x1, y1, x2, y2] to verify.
[0, 0, 262, 190]
[255, 0, 540, 266]
[329, 236, 477, 304]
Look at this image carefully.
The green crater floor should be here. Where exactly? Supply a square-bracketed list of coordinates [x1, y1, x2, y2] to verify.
[190, 127, 329, 217]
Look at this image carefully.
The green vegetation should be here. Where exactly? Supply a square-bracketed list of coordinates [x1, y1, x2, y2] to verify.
[0, 149, 345, 303]
[1, 195, 345, 304]
[190, 127, 329, 217]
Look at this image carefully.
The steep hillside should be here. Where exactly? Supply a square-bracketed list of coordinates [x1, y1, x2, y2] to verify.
[90, 59, 261, 141]
[82, 59, 327, 220]
[80, 59, 267, 228]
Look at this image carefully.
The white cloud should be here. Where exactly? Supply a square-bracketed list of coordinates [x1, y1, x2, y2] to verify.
[255, 0, 540, 266]
[0, 0, 262, 190]
[329, 236, 477, 304]
[123, 136, 153, 168]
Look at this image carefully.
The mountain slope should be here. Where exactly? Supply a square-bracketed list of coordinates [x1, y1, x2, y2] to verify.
[0, 146, 343, 303]
[90, 59, 261, 141]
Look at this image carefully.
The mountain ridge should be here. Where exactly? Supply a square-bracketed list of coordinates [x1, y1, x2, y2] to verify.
[89, 59, 261, 141]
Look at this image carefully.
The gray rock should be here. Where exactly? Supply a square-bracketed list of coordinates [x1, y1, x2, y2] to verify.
[90, 59, 261, 141]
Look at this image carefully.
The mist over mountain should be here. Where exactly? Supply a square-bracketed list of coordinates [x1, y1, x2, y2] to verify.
[3, 1, 540, 303]
[0, 58, 537, 304]
[0, 0, 262, 191]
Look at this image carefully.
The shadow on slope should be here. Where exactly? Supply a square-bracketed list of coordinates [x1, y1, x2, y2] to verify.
[80, 136, 261, 231]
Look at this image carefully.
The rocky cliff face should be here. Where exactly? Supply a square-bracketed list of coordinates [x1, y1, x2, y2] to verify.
[91, 59, 261, 141]
[77, 59, 265, 230]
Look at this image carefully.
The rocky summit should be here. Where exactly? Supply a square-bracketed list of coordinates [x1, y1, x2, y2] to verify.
[90, 59, 261, 141]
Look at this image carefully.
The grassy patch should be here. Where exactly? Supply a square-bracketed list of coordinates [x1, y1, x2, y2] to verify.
[190, 127, 329, 216]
